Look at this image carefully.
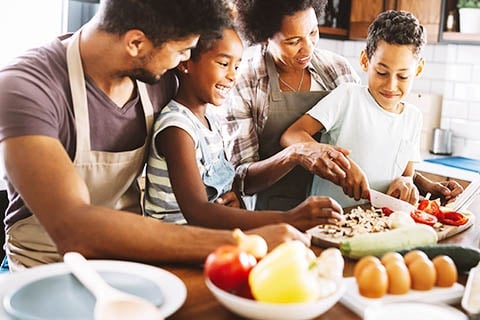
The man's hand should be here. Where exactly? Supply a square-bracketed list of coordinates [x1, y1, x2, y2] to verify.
[247, 224, 311, 249]
[387, 176, 419, 205]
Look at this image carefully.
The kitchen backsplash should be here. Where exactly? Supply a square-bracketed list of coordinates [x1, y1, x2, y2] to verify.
[318, 38, 480, 160]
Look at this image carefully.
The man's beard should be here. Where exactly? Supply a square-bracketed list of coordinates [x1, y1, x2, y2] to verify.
[128, 68, 162, 85]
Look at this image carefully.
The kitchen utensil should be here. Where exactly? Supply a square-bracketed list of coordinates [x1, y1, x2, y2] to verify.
[462, 262, 480, 316]
[63, 252, 164, 320]
[369, 189, 416, 212]
[430, 128, 453, 155]
[454, 177, 480, 212]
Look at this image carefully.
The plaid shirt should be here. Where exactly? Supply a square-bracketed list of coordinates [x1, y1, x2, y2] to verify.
[218, 45, 361, 194]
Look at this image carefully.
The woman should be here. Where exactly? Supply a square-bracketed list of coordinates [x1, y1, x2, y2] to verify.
[220, 0, 360, 210]
[221, 0, 463, 210]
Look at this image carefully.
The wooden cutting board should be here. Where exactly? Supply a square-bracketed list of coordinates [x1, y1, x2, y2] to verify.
[307, 208, 475, 248]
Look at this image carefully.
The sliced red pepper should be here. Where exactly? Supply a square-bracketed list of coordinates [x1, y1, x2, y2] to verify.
[439, 211, 468, 226]
[417, 199, 442, 218]
[410, 209, 438, 226]
[381, 207, 394, 216]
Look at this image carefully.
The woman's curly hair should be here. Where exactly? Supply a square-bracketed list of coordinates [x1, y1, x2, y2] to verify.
[366, 10, 426, 60]
[233, 0, 327, 45]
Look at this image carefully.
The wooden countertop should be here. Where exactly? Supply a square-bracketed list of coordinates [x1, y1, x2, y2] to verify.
[164, 197, 480, 319]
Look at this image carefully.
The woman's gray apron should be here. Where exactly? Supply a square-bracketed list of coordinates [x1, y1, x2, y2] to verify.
[5, 30, 153, 271]
[255, 52, 329, 211]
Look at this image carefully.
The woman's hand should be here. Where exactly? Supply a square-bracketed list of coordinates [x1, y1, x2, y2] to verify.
[214, 191, 242, 208]
[386, 176, 419, 205]
[292, 142, 351, 185]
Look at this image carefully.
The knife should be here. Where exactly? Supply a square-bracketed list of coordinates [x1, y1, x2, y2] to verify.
[369, 189, 416, 213]
[462, 261, 480, 317]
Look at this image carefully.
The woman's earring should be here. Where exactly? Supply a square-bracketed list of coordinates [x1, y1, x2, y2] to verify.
[184, 69, 188, 74]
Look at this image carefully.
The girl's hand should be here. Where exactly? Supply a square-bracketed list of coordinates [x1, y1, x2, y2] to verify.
[214, 191, 242, 208]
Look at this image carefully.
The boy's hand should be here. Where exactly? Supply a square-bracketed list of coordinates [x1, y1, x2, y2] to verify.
[214, 191, 242, 208]
[387, 176, 419, 205]
[338, 159, 370, 201]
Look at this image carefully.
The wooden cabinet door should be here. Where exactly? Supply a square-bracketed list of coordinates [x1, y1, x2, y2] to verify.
[396, 0, 442, 43]
[349, 0, 383, 39]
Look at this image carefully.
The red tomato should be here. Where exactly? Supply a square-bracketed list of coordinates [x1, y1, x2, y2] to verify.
[417, 200, 442, 218]
[381, 207, 394, 216]
[439, 211, 468, 226]
[204, 245, 257, 292]
[410, 210, 438, 226]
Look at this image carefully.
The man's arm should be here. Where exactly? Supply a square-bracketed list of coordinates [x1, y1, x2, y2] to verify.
[1, 135, 309, 264]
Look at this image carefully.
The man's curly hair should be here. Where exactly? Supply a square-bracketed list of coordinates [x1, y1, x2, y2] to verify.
[366, 10, 426, 60]
[97, 0, 232, 48]
[233, 0, 327, 45]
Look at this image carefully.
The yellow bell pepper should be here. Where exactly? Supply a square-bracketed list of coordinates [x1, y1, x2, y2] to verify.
[248, 240, 322, 303]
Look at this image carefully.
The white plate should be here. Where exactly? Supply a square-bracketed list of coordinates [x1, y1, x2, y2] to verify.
[0, 260, 186, 320]
[340, 277, 464, 318]
[364, 302, 467, 320]
[205, 278, 344, 320]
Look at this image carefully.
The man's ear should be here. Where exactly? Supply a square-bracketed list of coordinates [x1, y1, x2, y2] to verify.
[415, 57, 425, 77]
[123, 30, 148, 57]
[359, 49, 369, 71]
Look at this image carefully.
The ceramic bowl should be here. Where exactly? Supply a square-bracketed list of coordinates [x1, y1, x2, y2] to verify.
[205, 278, 345, 320]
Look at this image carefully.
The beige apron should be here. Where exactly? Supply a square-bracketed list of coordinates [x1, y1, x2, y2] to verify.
[255, 52, 329, 210]
[6, 30, 154, 271]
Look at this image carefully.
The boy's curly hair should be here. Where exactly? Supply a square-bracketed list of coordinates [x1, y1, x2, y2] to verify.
[366, 10, 426, 60]
[233, 0, 327, 45]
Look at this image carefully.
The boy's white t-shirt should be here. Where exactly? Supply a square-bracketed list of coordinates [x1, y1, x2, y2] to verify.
[308, 83, 423, 208]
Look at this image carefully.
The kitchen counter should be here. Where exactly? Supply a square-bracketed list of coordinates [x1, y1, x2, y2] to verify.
[416, 153, 480, 183]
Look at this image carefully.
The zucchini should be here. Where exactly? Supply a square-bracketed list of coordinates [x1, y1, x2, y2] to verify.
[396, 244, 480, 274]
[340, 224, 438, 259]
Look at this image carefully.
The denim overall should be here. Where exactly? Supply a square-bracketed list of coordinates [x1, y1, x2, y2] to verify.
[196, 113, 236, 202]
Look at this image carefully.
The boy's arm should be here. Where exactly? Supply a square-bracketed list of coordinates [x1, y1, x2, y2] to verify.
[386, 161, 419, 205]
[280, 114, 351, 185]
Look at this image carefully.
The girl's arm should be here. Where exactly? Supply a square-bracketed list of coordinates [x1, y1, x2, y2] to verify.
[157, 126, 345, 231]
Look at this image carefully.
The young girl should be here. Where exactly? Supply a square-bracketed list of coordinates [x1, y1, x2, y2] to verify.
[144, 24, 344, 230]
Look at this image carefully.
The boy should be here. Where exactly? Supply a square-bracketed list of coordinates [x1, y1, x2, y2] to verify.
[281, 10, 425, 208]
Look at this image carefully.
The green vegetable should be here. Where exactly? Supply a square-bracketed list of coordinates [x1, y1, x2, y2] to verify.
[457, 0, 480, 8]
[396, 244, 480, 274]
[340, 224, 438, 259]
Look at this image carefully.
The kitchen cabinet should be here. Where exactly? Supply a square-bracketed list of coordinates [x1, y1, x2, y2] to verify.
[440, 0, 480, 44]
[320, 0, 442, 43]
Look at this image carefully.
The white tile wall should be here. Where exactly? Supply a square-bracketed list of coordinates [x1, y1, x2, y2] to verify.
[318, 38, 480, 160]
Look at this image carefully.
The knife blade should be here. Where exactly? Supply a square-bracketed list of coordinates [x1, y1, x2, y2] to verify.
[369, 189, 416, 213]
[462, 262, 480, 315]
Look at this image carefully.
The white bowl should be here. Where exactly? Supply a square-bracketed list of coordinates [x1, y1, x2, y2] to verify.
[205, 278, 345, 320]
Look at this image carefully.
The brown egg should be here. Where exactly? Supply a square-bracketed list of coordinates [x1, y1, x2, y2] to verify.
[384, 260, 411, 294]
[408, 258, 437, 290]
[381, 252, 404, 266]
[354, 256, 382, 280]
[404, 250, 429, 267]
[432, 255, 458, 287]
[357, 263, 388, 298]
